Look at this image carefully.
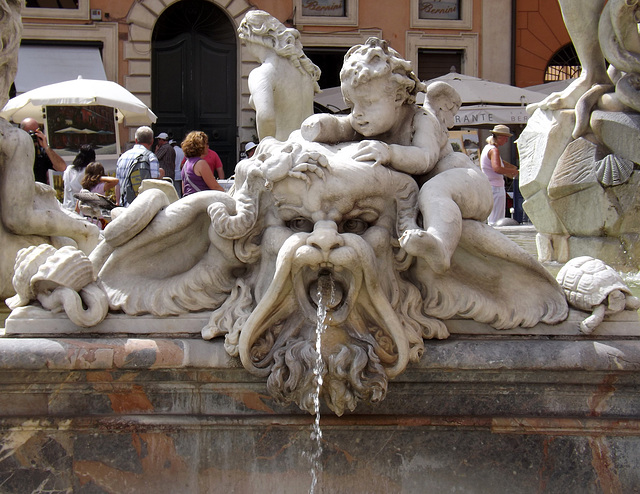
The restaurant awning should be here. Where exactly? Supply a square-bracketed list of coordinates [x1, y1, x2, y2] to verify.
[14, 45, 107, 95]
[452, 105, 533, 127]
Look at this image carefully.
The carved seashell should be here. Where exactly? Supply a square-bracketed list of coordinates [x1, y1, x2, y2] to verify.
[31, 246, 96, 293]
[8, 244, 58, 308]
[594, 154, 635, 186]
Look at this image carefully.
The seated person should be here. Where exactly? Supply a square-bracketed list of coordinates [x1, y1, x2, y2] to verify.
[81, 161, 119, 197]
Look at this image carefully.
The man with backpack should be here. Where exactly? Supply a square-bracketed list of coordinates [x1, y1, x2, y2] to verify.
[116, 126, 162, 206]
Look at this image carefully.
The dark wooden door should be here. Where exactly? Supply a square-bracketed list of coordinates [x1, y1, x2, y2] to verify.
[152, 21, 236, 176]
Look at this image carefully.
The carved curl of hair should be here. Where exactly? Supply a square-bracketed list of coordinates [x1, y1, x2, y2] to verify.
[341, 37, 426, 105]
[238, 10, 321, 92]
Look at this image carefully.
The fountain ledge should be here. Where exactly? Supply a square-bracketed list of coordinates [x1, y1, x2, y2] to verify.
[3, 312, 640, 491]
[4, 305, 640, 337]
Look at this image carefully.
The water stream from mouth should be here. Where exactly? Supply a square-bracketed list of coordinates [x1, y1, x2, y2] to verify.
[309, 272, 335, 494]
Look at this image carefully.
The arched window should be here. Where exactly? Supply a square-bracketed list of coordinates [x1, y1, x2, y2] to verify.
[544, 44, 581, 82]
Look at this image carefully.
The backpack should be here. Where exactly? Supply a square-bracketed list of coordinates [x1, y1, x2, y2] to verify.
[121, 150, 152, 206]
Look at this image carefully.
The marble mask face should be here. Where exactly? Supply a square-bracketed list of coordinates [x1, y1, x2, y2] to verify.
[231, 141, 425, 415]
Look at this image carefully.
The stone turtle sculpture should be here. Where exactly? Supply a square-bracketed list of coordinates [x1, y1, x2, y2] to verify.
[556, 256, 640, 334]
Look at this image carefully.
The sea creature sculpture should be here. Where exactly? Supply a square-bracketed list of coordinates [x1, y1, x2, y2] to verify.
[594, 153, 635, 186]
[556, 256, 640, 334]
[7, 244, 109, 327]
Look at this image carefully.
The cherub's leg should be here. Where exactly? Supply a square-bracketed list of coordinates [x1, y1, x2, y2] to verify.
[528, 0, 608, 113]
[400, 168, 492, 273]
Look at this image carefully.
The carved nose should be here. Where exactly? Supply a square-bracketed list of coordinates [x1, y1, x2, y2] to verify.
[307, 221, 344, 253]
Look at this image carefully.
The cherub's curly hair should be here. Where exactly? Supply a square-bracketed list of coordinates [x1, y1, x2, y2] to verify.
[238, 10, 321, 93]
[340, 37, 426, 104]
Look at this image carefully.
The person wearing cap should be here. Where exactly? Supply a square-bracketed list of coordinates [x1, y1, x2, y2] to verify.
[480, 124, 519, 225]
[154, 132, 176, 184]
[155, 132, 175, 178]
[245, 141, 257, 159]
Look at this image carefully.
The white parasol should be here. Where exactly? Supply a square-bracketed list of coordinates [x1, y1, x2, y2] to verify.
[421, 71, 546, 106]
[0, 76, 157, 126]
[314, 71, 547, 125]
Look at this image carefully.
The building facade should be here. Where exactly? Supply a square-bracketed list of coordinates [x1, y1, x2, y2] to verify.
[21, 0, 541, 176]
[514, 0, 573, 88]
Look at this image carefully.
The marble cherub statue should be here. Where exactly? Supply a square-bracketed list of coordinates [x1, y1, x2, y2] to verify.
[238, 10, 321, 141]
[0, 0, 100, 299]
[301, 37, 493, 273]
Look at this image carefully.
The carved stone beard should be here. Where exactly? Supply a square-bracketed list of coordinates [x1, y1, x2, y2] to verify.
[237, 227, 416, 415]
[246, 287, 393, 416]
[263, 322, 388, 416]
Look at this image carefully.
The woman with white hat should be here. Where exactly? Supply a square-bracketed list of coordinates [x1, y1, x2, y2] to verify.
[480, 124, 519, 225]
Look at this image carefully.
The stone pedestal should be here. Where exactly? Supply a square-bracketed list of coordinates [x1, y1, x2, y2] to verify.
[2, 311, 640, 492]
[519, 108, 640, 271]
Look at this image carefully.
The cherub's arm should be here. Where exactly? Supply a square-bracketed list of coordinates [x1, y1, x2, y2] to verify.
[301, 114, 358, 143]
[352, 112, 443, 174]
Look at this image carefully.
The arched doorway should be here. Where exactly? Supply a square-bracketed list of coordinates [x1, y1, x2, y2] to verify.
[152, 0, 237, 176]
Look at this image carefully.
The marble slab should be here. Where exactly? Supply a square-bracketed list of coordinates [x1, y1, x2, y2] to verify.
[4, 305, 639, 338]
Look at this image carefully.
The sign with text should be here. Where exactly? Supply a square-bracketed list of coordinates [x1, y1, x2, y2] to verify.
[419, 0, 460, 20]
[453, 106, 530, 126]
[302, 0, 346, 17]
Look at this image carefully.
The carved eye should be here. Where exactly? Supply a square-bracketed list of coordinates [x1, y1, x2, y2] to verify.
[340, 218, 369, 235]
[287, 217, 314, 233]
